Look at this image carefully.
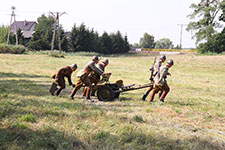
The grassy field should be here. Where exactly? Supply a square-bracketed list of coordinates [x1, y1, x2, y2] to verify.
[0, 52, 225, 150]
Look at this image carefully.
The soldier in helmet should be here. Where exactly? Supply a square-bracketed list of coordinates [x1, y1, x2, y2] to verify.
[82, 58, 109, 96]
[149, 59, 174, 102]
[142, 55, 166, 101]
[51, 64, 77, 96]
[69, 56, 104, 102]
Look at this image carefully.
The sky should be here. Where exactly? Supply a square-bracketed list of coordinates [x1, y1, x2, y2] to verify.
[0, 0, 198, 48]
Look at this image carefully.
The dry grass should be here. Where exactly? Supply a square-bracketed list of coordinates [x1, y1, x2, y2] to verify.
[0, 53, 225, 150]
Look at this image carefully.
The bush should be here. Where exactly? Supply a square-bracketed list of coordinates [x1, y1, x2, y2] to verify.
[197, 28, 225, 54]
[0, 44, 27, 54]
[19, 114, 36, 122]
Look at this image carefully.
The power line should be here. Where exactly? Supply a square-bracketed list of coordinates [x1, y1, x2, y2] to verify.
[49, 11, 67, 54]
[7, 6, 18, 45]
[177, 24, 187, 49]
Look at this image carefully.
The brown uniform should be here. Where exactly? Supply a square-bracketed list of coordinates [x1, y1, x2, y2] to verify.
[149, 64, 170, 102]
[53, 66, 74, 89]
[142, 60, 163, 101]
[51, 66, 74, 96]
[70, 61, 103, 99]
[89, 63, 105, 84]
[83, 63, 106, 96]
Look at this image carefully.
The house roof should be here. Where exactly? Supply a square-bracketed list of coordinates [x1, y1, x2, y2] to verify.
[10, 21, 36, 31]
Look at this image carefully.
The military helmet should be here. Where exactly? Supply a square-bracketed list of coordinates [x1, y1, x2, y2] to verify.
[160, 55, 166, 60]
[71, 63, 77, 69]
[167, 59, 174, 66]
[92, 56, 99, 61]
[102, 59, 109, 65]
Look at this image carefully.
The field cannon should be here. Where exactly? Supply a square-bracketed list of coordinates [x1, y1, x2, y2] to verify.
[94, 73, 153, 101]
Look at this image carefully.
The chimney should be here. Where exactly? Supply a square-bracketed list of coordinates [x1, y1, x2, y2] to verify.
[24, 20, 27, 26]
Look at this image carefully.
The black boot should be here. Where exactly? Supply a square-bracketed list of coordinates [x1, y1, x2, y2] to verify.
[142, 86, 153, 101]
[159, 99, 164, 102]
[55, 88, 62, 96]
[69, 89, 77, 100]
[158, 91, 162, 99]
[142, 94, 147, 101]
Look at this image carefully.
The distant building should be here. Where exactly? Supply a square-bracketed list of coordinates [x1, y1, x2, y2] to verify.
[10, 20, 36, 38]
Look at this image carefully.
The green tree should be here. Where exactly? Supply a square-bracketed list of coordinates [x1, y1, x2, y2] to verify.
[69, 24, 129, 54]
[28, 14, 68, 51]
[197, 1, 225, 53]
[219, 1, 225, 21]
[139, 33, 155, 48]
[0, 25, 8, 43]
[124, 35, 130, 52]
[69, 23, 92, 52]
[110, 31, 128, 54]
[133, 43, 140, 48]
[186, 0, 222, 44]
[28, 14, 54, 50]
[100, 32, 113, 54]
[17, 28, 25, 45]
[89, 29, 102, 53]
[155, 38, 173, 49]
[198, 28, 225, 53]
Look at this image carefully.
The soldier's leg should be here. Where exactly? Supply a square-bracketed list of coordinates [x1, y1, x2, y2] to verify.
[55, 88, 62, 96]
[83, 79, 92, 101]
[91, 78, 100, 96]
[149, 90, 156, 102]
[82, 87, 87, 97]
[55, 78, 65, 96]
[158, 90, 163, 99]
[85, 86, 92, 100]
[159, 83, 170, 102]
[142, 85, 153, 101]
[80, 75, 93, 101]
[69, 77, 83, 99]
[149, 84, 161, 102]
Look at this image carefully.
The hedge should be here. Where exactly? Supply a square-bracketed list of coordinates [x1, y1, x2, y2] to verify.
[0, 44, 27, 54]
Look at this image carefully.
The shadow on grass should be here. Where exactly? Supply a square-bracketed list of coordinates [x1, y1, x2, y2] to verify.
[1, 124, 222, 150]
[0, 72, 49, 78]
[0, 72, 223, 149]
[168, 100, 200, 106]
[0, 125, 86, 150]
[0, 79, 50, 97]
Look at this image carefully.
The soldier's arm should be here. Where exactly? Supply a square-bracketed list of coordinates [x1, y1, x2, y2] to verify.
[67, 75, 73, 85]
[159, 68, 168, 82]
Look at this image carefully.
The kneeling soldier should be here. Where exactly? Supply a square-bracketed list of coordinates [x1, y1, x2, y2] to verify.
[51, 64, 77, 96]
[149, 59, 174, 102]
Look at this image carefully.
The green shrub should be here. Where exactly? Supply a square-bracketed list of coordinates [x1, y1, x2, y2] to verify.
[0, 44, 27, 54]
[132, 115, 145, 123]
[19, 114, 36, 122]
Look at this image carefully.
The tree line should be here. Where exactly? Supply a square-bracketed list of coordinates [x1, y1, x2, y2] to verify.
[0, 15, 130, 54]
[1, 0, 225, 54]
[0, 15, 183, 54]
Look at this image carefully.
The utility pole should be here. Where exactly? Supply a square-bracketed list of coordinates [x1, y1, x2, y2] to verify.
[7, 6, 18, 45]
[49, 11, 66, 54]
[177, 24, 187, 50]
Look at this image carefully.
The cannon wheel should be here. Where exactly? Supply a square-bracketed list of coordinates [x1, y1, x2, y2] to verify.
[97, 85, 115, 101]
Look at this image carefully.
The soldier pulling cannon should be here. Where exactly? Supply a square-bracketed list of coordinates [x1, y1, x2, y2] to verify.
[49, 55, 174, 102]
